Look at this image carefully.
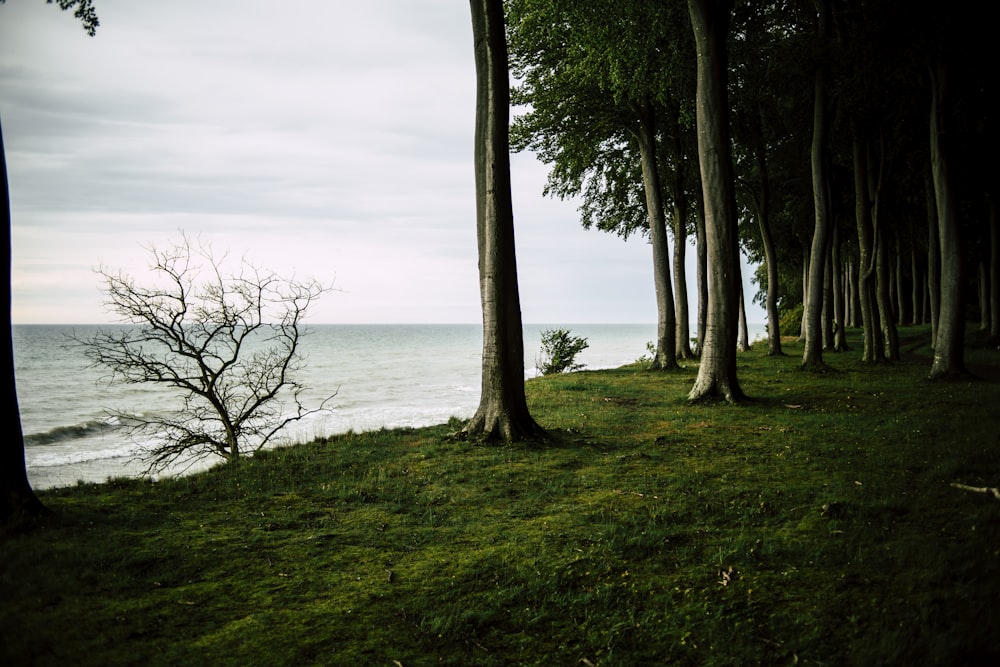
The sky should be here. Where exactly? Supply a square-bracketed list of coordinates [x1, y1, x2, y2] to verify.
[1, 0, 764, 325]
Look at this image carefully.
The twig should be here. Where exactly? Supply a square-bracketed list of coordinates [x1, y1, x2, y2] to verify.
[951, 483, 1000, 500]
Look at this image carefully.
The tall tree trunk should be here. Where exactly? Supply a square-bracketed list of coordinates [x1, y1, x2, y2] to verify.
[753, 153, 783, 355]
[990, 193, 999, 343]
[1, 116, 46, 521]
[894, 237, 907, 326]
[853, 130, 884, 363]
[672, 202, 693, 360]
[822, 244, 834, 349]
[844, 257, 855, 328]
[978, 262, 989, 332]
[802, 0, 832, 370]
[800, 242, 809, 341]
[911, 243, 923, 325]
[738, 279, 750, 352]
[463, 0, 540, 441]
[876, 226, 900, 360]
[926, 168, 941, 342]
[928, 59, 966, 379]
[832, 225, 849, 350]
[695, 196, 708, 355]
[633, 102, 678, 371]
[666, 103, 694, 360]
[687, 0, 744, 402]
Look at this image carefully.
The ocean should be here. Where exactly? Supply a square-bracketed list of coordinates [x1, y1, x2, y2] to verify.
[14, 323, 665, 490]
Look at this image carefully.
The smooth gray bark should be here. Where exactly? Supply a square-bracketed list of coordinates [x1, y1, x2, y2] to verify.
[464, 0, 540, 440]
[687, 0, 744, 402]
[633, 102, 678, 371]
[928, 59, 966, 379]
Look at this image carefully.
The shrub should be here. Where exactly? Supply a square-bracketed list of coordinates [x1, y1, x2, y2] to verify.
[779, 302, 804, 337]
[536, 328, 589, 375]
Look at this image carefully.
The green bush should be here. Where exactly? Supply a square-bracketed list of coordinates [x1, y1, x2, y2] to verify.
[779, 302, 804, 337]
[536, 328, 589, 375]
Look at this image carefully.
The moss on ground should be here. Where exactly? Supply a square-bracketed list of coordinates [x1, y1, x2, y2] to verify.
[2, 326, 999, 666]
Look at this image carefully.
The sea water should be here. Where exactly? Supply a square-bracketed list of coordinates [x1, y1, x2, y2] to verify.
[15, 323, 672, 490]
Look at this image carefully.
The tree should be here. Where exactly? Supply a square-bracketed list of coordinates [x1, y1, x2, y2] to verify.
[687, 0, 745, 402]
[76, 236, 334, 472]
[1, 118, 46, 522]
[927, 58, 966, 379]
[462, 0, 541, 441]
[1, 0, 99, 523]
[507, 0, 691, 371]
[801, 0, 833, 370]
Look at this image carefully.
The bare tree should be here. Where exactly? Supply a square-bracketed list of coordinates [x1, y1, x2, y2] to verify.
[76, 235, 335, 472]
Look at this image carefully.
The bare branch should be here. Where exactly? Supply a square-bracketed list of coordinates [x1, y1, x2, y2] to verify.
[71, 235, 335, 473]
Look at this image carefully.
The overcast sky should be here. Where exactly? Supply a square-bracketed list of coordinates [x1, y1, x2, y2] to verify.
[1, 0, 763, 325]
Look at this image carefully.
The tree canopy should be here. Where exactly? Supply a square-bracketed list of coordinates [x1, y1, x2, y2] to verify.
[508, 0, 999, 380]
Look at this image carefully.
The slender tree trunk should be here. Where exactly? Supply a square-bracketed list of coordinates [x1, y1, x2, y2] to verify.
[666, 104, 694, 360]
[926, 168, 941, 342]
[844, 257, 855, 327]
[802, 1, 832, 370]
[687, 0, 744, 402]
[978, 262, 989, 332]
[463, 0, 540, 441]
[853, 130, 883, 363]
[1, 116, 46, 522]
[800, 242, 809, 341]
[911, 243, 923, 325]
[928, 59, 966, 379]
[990, 194, 999, 342]
[672, 204, 693, 360]
[895, 237, 907, 326]
[822, 244, 833, 349]
[876, 226, 900, 360]
[633, 102, 678, 371]
[832, 225, 849, 350]
[738, 279, 751, 352]
[695, 191, 708, 355]
[754, 159, 783, 355]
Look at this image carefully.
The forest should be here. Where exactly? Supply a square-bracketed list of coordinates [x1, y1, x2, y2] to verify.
[507, 0, 997, 384]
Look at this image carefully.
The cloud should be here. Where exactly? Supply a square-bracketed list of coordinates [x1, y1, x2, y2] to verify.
[2, 0, 757, 325]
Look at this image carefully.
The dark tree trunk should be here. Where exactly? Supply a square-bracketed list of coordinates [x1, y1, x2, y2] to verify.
[876, 226, 900, 360]
[928, 59, 966, 379]
[753, 157, 783, 355]
[1, 116, 46, 522]
[687, 0, 744, 402]
[665, 104, 694, 361]
[978, 262, 989, 332]
[672, 201, 693, 360]
[911, 243, 923, 325]
[738, 279, 751, 352]
[695, 198, 708, 355]
[853, 130, 884, 363]
[990, 193, 999, 342]
[802, 0, 831, 370]
[832, 225, 849, 351]
[463, 0, 540, 441]
[926, 168, 941, 341]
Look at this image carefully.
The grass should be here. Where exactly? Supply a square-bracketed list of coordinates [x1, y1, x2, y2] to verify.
[2, 325, 999, 666]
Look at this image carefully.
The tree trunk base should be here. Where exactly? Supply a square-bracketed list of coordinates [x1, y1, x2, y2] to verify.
[461, 407, 543, 443]
[1, 490, 49, 535]
[648, 356, 681, 371]
[687, 379, 746, 404]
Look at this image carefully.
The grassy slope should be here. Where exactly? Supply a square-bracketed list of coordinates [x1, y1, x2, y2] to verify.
[2, 326, 999, 666]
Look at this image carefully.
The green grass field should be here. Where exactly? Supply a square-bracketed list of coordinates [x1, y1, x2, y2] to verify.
[3, 326, 999, 666]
